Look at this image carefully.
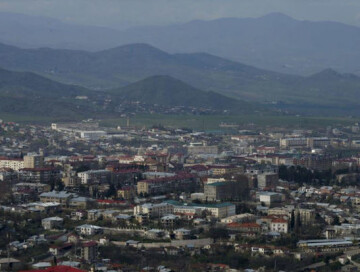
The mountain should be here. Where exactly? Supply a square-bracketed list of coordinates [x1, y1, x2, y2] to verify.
[0, 67, 100, 118]
[0, 67, 260, 118]
[109, 75, 255, 112]
[2, 42, 360, 115]
[114, 13, 360, 75]
[0, 42, 296, 94]
[0, 12, 121, 50]
[2, 12, 360, 75]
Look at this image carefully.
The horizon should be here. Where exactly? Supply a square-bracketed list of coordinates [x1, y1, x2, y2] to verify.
[0, 0, 360, 29]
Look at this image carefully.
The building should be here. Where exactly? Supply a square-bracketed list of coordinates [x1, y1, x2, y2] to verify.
[19, 168, 59, 183]
[258, 192, 282, 206]
[257, 173, 278, 189]
[79, 131, 106, 140]
[42, 216, 63, 230]
[76, 224, 102, 236]
[117, 186, 135, 200]
[220, 213, 256, 224]
[0, 258, 22, 271]
[204, 181, 247, 201]
[24, 153, 44, 168]
[133, 202, 174, 218]
[136, 173, 198, 195]
[297, 208, 316, 226]
[227, 222, 261, 233]
[165, 200, 236, 219]
[307, 137, 330, 148]
[174, 228, 191, 239]
[0, 157, 24, 171]
[77, 170, 111, 185]
[187, 145, 218, 155]
[293, 155, 333, 171]
[270, 219, 288, 234]
[69, 197, 92, 209]
[161, 214, 179, 228]
[208, 165, 239, 176]
[81, 241, 98, 262]
[297, 239, 353, 251]
[40, 191, 76, 207]
[280, 138, 307, 149]
[13, 183, 51, 193]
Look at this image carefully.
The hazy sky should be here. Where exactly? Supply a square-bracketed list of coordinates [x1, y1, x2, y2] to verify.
[1, 0, 360, 29]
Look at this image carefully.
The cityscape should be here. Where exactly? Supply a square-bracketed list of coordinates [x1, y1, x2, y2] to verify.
[1, 0, 360, 271]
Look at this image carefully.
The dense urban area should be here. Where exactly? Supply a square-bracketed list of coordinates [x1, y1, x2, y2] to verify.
[0, 118, 360, 272]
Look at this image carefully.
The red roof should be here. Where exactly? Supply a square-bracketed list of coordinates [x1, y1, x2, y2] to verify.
[227, 222, 260, 228]
[20, 167, 55, 172]
[271, 219, 288, 223]
[0, 157, 23, 161]
[82, 241, 97, 247]
[20, 265, 86, 272]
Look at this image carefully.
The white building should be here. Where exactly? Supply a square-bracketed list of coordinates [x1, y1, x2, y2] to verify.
[270, 219, 288, 234]
[0, 158, 24, 171]
[259, 192, 282, 206]
[133, 203, 174, 218]
[79, 131, 106, 140]
[41, 217, 63, 230]
[76, 224, 102, 236]
[166, 200, 235, 219]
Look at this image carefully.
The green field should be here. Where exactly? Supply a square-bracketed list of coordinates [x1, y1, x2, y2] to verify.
[0, 112, 357, 131]
[99, 113, 357, 130]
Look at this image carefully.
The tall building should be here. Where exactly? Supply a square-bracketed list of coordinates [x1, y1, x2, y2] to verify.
[24, 153, 44, 168]
[257, 173, 278, 189]
[204, 181, 247, 201]
[81, 241, 97, 262]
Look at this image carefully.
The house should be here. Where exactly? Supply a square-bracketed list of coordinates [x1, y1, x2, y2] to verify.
[174, 228, 191, 240]
[76, 224, 102, 236]
[87, 209, 101, 221]
[146, 229, 165, 239]
[161, 214, 179, 228]
[39, 191, 76, 207]
[70, 210, 87, 221]
[42, 216, 63, 230]
[49, 243, 72, 256]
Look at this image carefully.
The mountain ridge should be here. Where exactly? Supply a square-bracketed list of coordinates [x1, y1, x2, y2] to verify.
[2, 12, 360, 75]
[109, 75, 256, 112]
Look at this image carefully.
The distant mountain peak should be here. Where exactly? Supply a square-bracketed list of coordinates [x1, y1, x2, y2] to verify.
[310, 68, 342, 79]
[259, 12, 295, 22]
[99, 43, 166, 53]
[110, 75, 254, 112]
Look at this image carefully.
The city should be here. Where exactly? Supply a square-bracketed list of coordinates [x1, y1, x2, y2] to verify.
[0, 119, 360, 271]
[1, 0, 360, 271]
